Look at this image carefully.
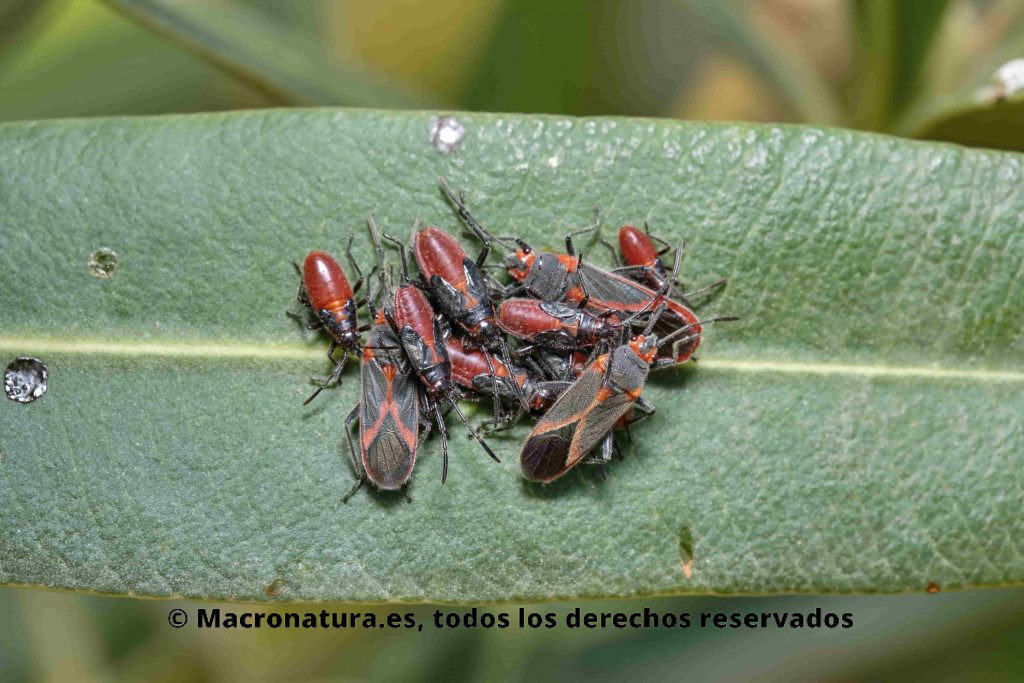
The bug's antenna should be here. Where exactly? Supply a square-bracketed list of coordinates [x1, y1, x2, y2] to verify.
[655, 316, 739, 349]
[439, 176, 517, 251]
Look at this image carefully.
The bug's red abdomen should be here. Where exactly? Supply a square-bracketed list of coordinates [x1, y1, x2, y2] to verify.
[414, 226, 468, 288]
[303, 251, 353, 313]
[446, 338, 491, 387]
[619, 225, 659, 267]
[497, 299, 570, 339]
[446, 338, 512, 388]
[393, 285, 436, 345]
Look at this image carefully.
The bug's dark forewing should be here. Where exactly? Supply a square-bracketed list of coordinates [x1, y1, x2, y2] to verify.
[520, 368, 625, 482]
[359, 342, 418, 490]
[461, 259, 488, 306]
[577, 262, 661, 310]
[521, 427, 576, 482]
[398, 327, 430, 367]
[365, 367, 418, 489]
[538, 300, 582, 322]
[566, 392, 633, 464]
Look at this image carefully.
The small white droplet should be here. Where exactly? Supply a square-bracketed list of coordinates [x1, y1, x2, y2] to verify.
[429, 116, 465, 154]
[982, 58, 1024, 103]
[546, 155, 561, 168]
[5, 357, 48, 403]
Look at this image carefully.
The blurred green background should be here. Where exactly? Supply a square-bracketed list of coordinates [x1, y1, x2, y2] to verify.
[2, 0, 1023, 680]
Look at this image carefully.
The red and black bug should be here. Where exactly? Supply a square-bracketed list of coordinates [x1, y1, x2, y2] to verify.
[342, 305, 428, 502]
[495, 288, 665, 354]
[446, 337, 569, 419]
[520, 308, 738, 483]
[290, 236, 368, 404]
[617, 223, 677, 292]
[369, 217, 500, 483]
[615, 223, 727, 308]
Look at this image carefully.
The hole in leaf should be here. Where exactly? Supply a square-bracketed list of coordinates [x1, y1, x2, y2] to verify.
[88, 248, 118, 279]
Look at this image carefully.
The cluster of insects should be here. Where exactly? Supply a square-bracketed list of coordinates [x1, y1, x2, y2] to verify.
[290, 179, 735, 501]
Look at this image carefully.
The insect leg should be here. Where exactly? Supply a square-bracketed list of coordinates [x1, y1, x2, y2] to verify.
[341, 405, 366, 503]
[641, 221, 676, 257]
[628, 395, 656, 425]
[450, 400, 500, 463]
[582, 432, 616, 465]
[432, 400, 450, 484]
[292, 261, 312, 307]
[304, 344, 347, 405]
[565, 207, 601, 256]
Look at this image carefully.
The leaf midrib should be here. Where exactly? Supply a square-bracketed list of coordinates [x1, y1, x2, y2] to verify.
[2, 336, 1022, 383]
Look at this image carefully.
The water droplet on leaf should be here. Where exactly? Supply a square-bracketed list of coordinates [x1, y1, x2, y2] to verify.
[5, 357, 48, 403]
[430, 116, 465, 154]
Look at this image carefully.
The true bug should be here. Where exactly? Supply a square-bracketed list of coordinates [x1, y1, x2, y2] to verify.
[342, 305, 427, 502]
[495, 285, 666, 354]
[616, 223, 678, 292]
[446, 337, 569, 418]
[440, 178, 705, 362]
[290, 237, 368, 404]
[412, 223, 526, 409]
[614, 223, 727, 307]
[369, 217, 500, 482]
[519, 307, 738, 483]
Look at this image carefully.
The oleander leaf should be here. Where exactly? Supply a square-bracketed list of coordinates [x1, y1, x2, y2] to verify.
[102, 0, 441, 109]
[0, 110, 1022, 602]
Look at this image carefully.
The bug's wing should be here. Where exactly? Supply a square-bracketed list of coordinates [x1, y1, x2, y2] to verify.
[360, 359, 418, 490]
[568, 391, 633, 463]
[520, 367, 633, 482]
[577, 262, 660, 310]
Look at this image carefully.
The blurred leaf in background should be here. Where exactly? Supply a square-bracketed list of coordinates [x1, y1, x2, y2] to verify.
[3, 588, 1024, 681]
[2, 0, 1021, 147]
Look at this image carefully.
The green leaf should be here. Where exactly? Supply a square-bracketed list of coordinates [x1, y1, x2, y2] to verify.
[682, 0, 844, 125]
[0, 0, 272, 122]
[850, 0, 952, 130]
[102, 0, 442, 108]
[893, 0, 1024, 151]
[1, 110, 1022, 602]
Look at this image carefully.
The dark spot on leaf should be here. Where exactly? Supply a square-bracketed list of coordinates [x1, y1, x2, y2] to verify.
[264, 578, 285, 597]
[678, 525, 694, 579]
[926, 581, 940, 594]
[5, 357, 48, 403]
[88, 248, 118, 279]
